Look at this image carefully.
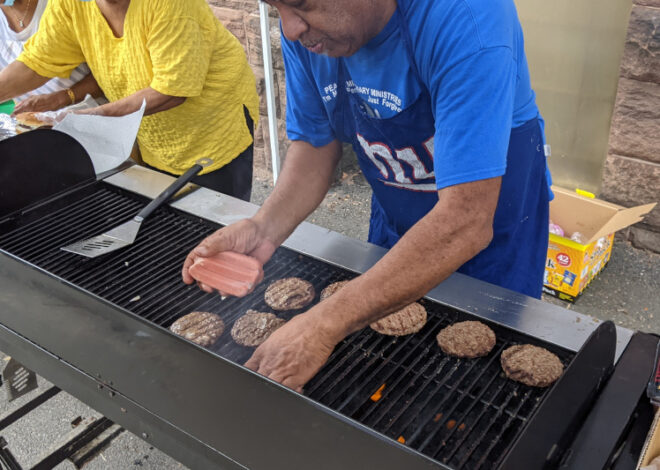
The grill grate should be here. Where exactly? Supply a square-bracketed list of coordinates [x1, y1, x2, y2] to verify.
[0, 183, 574, 469]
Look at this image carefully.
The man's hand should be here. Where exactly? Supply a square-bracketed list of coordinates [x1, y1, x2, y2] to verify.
[182, 218, 278, 292]
[244, 309, 342, 392]
[12, 90, 70, 114]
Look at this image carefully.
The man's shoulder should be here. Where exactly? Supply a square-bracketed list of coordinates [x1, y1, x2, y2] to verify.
[401, 0, 518, 39]
[401, 0, 520, 74]
[400, 0, 516, 19]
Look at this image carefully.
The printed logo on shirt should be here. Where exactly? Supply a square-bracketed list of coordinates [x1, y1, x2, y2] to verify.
[321, 81, 404, 117]
[346, 80, 403, 114]
[322, 83, 337, 103]
[357, 133, 437, 192]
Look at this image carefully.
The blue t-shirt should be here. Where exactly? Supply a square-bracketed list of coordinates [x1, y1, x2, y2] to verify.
[282, 0, 540, 190]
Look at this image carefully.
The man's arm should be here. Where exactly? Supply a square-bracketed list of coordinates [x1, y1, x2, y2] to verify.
[323, 177, 500, 331]
[182, 139, 343, 288]
[74, 87, 185, 117]
[245, 176, 501, 391]
[253, 139, 344, 247]
[0, 61, 49, 103]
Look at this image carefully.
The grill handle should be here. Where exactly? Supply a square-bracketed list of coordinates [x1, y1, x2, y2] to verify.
[136, 158, 212, 221]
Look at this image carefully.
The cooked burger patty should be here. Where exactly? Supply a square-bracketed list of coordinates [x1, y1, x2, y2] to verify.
[500, 344, 564, 387]
[320, 280, 350, 301]
[436, 321, 496, 358]
[231, 310, 286, 347]
[264, 277, 315, 310]
[169, 311, 225, 347]
[370, 302, 427, 336]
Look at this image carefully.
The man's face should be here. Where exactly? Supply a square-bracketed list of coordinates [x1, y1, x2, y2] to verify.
[263, 0, 395, 58]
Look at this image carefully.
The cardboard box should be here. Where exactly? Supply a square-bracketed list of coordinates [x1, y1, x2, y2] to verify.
[542, 186, 656, 302]
[638, 409, 660, 469]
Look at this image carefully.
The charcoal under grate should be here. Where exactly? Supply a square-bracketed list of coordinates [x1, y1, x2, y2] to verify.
[0, 183, 574, 469]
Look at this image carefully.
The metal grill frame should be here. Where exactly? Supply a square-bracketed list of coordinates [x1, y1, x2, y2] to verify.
[0, 164, 630, 470]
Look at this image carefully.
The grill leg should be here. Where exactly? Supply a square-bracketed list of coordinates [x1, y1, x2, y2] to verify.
[30, 417, 115, 470]
[0, 437, 22, 470]
[69, 422, 124, 469]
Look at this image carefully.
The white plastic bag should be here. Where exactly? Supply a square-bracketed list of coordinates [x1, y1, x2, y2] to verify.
[32, 94, 100, 125]
[641, 456, 660, 470]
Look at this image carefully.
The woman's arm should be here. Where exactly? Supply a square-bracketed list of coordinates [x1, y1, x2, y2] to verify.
[0, 61, 49, 103]
[75, 87, 185, 117]
[70, 73, 103, 102]
[12, 73, 103, 114]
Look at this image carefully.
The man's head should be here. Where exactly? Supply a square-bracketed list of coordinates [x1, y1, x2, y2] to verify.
[263, 0, 396, 58]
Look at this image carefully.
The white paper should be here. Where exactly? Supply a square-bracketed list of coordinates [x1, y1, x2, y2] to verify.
[53, 100, 145, 175]
[36, 94, 100, 122]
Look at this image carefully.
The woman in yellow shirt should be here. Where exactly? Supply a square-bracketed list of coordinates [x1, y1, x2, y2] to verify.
[0, 0, 259, 200]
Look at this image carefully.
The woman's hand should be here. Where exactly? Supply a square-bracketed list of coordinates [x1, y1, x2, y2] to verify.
[12, 90, 70, 114]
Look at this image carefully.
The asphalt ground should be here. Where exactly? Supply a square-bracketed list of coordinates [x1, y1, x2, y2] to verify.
[0, 159, 657, 468]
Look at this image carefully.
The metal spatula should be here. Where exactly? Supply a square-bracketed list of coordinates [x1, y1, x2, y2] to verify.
[61, 158, 212, 258]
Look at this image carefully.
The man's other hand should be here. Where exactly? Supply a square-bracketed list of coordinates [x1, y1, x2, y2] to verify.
[244, 310, 340, 392]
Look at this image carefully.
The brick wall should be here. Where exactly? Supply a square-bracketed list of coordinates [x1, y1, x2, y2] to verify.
[208, 1, 289, 171]
[602, 1, 660, 252]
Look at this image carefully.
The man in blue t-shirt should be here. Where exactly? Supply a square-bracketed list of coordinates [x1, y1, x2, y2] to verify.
[183, 0, 551, 391]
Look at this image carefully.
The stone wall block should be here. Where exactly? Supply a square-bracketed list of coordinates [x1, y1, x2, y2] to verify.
[628, 225, 660, 251]
[210, 6, 246, 39]
[634, 0, 660, 8]
[621, 6, 660, 83]
[608, 78, 660, 164]
[244, 13, 263, 68]
[243, 15, 284, 71]
[601, 154, 660, 229]
[209, 0, 257, 13]
[269, 21, 285, 71]
[273, 70, 285, 118]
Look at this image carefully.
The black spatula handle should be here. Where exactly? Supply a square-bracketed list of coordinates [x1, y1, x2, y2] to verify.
[136, 158, 212, 221]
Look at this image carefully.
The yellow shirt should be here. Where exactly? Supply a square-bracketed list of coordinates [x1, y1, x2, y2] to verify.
[18, 0, 259, 175]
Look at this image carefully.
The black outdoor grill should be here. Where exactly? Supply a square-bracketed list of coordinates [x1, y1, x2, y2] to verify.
[0, 131, 657, 470]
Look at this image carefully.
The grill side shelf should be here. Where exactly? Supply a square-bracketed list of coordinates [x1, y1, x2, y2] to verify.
[498, 320, 617, 469]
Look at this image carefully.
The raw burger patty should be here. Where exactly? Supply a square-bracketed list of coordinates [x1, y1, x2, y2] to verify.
[264, 277, 315, 310]
[320, 280, 349, 301]
[436, 321, 496, 358]
[500, 344, 564, 387]
[170, 311, 225, 347]
[370, 302, 427, 336]
[231, 310, 286, 347]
